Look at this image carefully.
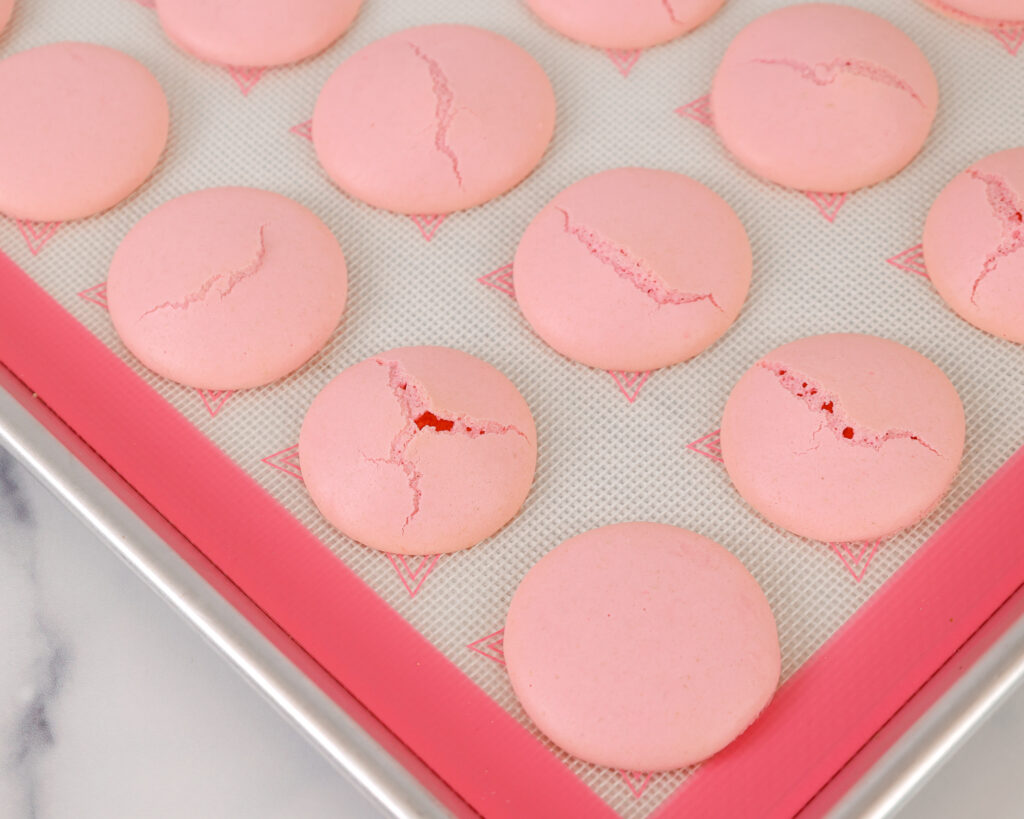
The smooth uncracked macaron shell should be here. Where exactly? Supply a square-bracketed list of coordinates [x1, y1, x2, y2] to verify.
[923, 148, 1024, 344]
[0, 42, 168, 222]
[711, 4, 937, 193]
[525, 0, 726, 50]
[107, 187, 347, 391]
[920, 0, 1024, 28]
[504, 522, 780, 771]
[299, 347, 537, 555]
[721, 334, 964, 543]
[313, 24, 556, 215]
[154, 0, 363, 67]
[514, 167, 751, 371]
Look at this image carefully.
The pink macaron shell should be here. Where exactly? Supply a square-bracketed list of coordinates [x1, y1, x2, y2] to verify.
[513, 168, 751, 371]
[299, 347, 537, 555]
[711, 4, 938, 193]
[0, 0, 14, 35]
[525, 0, 726, 50]
[504, 522, 780, 772]
[312, 25, 556, 215]
[0, 42, 168, 222]
[107, 187, 347, 391]
[721, 334, 964, 544]
[923, 148, 1024, 345]
[154, 0, 363, 68]
[921, 0, 1024, 28]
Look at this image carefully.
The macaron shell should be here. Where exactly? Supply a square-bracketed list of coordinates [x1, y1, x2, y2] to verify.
[721, 334, 965, 543]
[0, 0, 14, 36]
[504, 522, 780, 771]
[921, 0, 1024, 28]
[0, 42, 168, 222]
[154, 0, 363, 67]
[313, 24, 556, 214]
[299, 347, 537, 555]
[525, 0, 726, 50]
[107, 187, 347, 390]
[923, 148, 1024, 344]
[513, 168, 751, 371]
[711, 4, 938, 193]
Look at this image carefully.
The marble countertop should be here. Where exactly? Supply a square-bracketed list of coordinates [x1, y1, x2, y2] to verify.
[0, 444, 1020, 819]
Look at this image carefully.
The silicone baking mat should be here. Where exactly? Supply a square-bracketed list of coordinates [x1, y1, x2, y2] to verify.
[2, 1, 1024, 816]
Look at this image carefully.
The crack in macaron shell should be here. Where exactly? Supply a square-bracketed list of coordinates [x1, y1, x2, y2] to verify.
[407, 43, 463, 188]
[965, 169, 1024, 304]
[751, 57, 924, 105]
[711, 5, 938, 193]
[513, 168, 750, 371]
[555, 207, 721, 310]
[922, 148, 1024, 345]
[311, 25, 555, 214]
[106, 187, 347, 391]
[758, 361, 940, 455]
[367, 359, 528, 531]
[721, 335, 964, 543]
[299, 347, 537, 555]
[139, 225, 268, 318]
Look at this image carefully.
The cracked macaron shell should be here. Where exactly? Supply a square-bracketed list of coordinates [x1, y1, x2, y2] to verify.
[513, 167, 751, 371]
[504, 522, 780, 771]
[107, 187, 347, 390]
[299, 347, 538, 555]
[154, 0, 363, 68]
[920, 0, 1024, 28]
[923, 148, 1024, 345]
[710, 4, 938, 193]
[312, 24, 556, 214]
[721, 334, 964, 543]
[0, 42, 168, 222]
[525, 0, 726, 50]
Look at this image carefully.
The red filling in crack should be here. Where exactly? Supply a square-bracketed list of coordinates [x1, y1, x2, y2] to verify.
[758, 361, 940, 455]
[966, 168, 1024, 304]
[752, 57, 924, 105]
[370, 360, 528, 530]
[555, 208, 721, 310]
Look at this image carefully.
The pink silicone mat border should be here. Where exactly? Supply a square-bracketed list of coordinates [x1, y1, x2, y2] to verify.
[2, 250, 1023, 818]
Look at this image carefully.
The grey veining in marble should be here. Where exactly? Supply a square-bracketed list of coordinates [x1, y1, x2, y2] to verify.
[0, 447, 383, 819]
[0, 441, 1019, 819]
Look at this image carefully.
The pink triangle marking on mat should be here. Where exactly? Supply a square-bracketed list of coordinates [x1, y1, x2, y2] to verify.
[467, 629, 506, 665]
[197, 389, 233, 418]
[830, 539, 882, 583]
[15, 220, 61, 256]
[261, 444, 302, 479]
[619, 770, 653, 798]
[289, 119, 313, 141]
[886, 243, 929, 278]
[387, 553, 440, 598]
[803, 191, 848, 223]
[990, 27, 1024, 56]
[675, 93, 713, 128]
[687, 429, 724, 463]
[477, 263, 515, 298]
[77, 283, 109, 309]
[130, 0, 155, 7]
[409, 214, 446, 241]
[608, 370, 651, 404]
[226, 65, 267, 96]
[605, 48, 643, 77]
